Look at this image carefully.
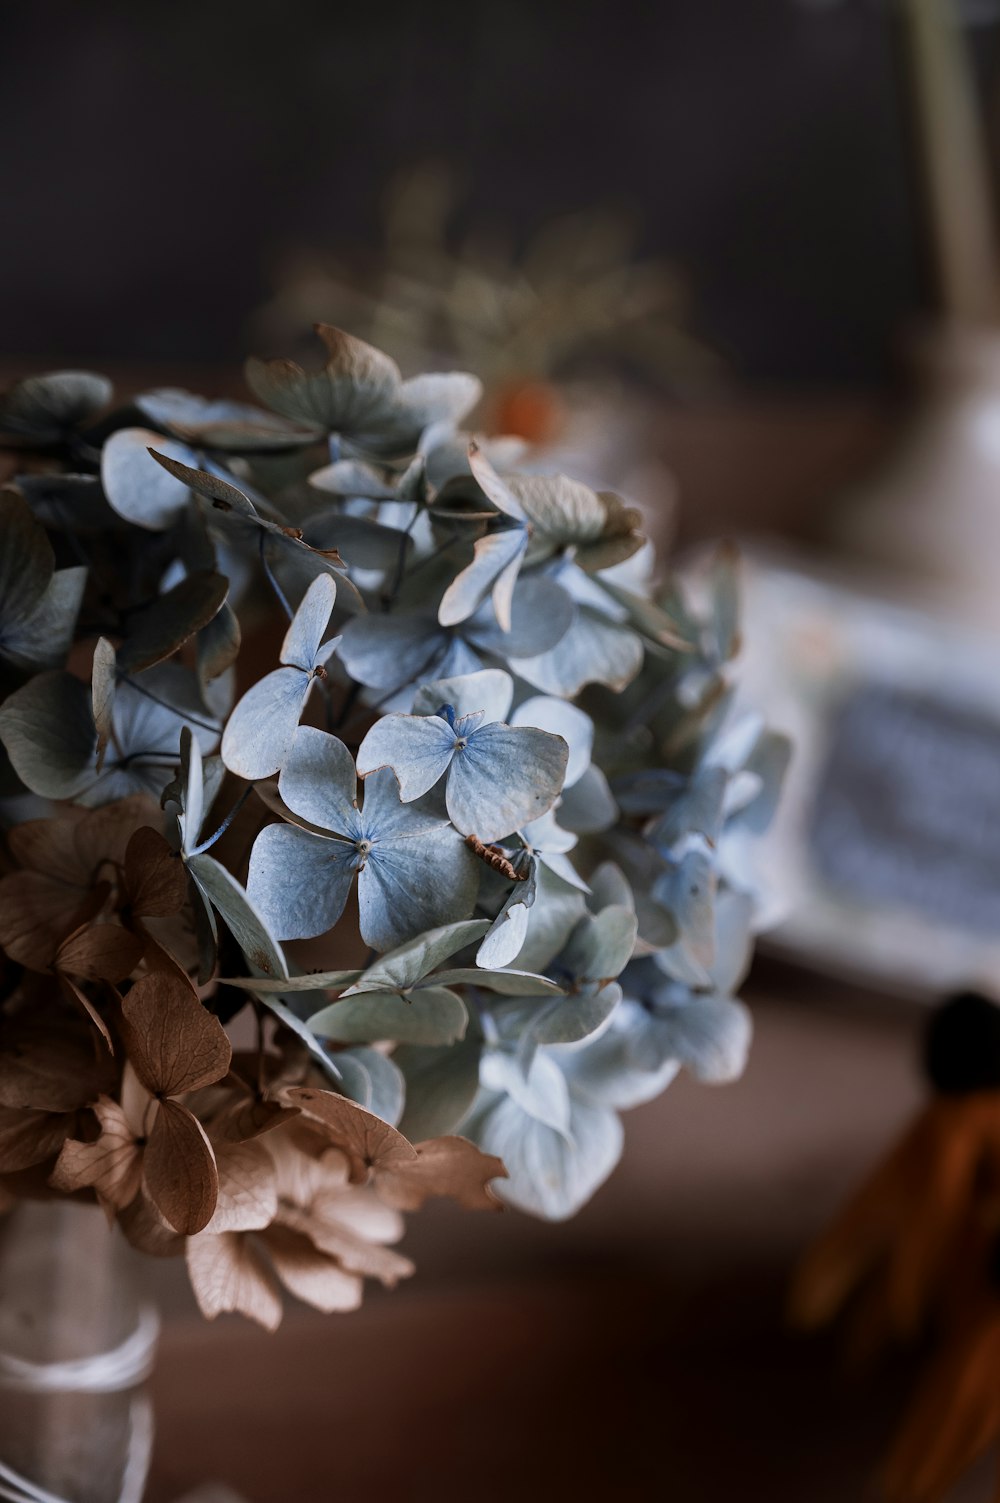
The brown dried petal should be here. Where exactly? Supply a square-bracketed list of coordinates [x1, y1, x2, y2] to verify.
[122, 827, 187, 919]
[56, 922, 143, 982]
[0, 1011, 116, 1110]
[376, 1135, 507, 1212]
[205, 1139, 277, 1234]
[49, 1096, 143, 1214]
[281, 1086, 417, 1184]
[0, 1104, 75, 1171]
[283, 1201, 413, 1287]
[119, 972, 232, 1097]
[0, 869, 107, 970]
[144, 1097, 219, 1235]
[262, 1223, 363, 1313]
[118, 1185, 185, 1258]
[56, 972, 114, 1052]
[186, 1229, 283, 1330]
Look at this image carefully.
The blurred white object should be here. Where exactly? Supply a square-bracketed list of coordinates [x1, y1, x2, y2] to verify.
[739, 554, 1000, 996]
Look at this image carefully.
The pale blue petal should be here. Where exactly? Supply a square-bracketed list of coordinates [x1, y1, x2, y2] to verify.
[557, 765, 618, 834]
[277, 725, 361, 835]
[477, 862, 536, 969]
[562, 905, 637, 984]
[356, 714, 457, 801]
[432, 967, 562, 996]
[330, 1047, 405, 1125]
[101, 428, 196, 531]
[246, 823, 358, 941]
[359, 821, 478, 951]
[438, 528, 528, 628]
[514, 865, 588, 974]
[445, 723, 568, 842]
[412, 669, 513, 725]
[480, 1049, 571, 1133]
[467, 576, 574, 659]
[0, 670, 95, 800]
[559, 1001, 680, 1109]
[511, 696, 592, 787]
[358, 766, 453, 841]
[279, 572, 338, 670]
[647, 992, 752, 1083]
[1, 566, 87, 671]
[338, 611, 444, 690]
[467, 445, 530, 521]
[464, 1092, 623, 1221]
[221, 666, 310, 781]
[509, 606, 642, 697]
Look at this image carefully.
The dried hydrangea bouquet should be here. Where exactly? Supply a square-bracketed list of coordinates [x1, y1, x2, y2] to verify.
[0, 327, 785, 1493]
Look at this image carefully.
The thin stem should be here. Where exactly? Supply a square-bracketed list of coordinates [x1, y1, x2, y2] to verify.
[188, 785, 253, 856]
[120, 674, 220, 735]
[259, 531, 293, 620]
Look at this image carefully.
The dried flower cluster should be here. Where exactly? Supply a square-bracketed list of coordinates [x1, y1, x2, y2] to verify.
[0, 327, 785, 1327]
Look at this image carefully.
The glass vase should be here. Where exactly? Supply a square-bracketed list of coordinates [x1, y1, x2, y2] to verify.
[0, 1198, 157, 1503]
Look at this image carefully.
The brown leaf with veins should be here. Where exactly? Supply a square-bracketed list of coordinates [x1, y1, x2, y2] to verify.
[119, 973, 232, 1097]
[49, 1095, 144, 1217]
[56, 922, 143, 982]
[143, 1097, 219, 1235]
[186, 1229, 284, 1331]
[121, 827, 187, 919]
[376, 1136, 507, 1212]
[205, 1139, 278, 1234]
[283, 1086, 506, 1210]
[0, 797, 161, 969]
[0, 1103, 77, 1172]
[281, 1086, 416, 1184]
[0, 1006, 116, 1110]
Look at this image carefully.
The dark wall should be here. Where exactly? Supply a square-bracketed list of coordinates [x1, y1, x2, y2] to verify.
[1, 0, 995, 381]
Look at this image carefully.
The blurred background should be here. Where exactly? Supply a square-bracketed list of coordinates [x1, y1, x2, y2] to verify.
[6, 1, 1000, 1498]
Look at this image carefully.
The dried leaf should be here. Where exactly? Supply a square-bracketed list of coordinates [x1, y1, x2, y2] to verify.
[49, 1096, 143, 1215]
[376, 1135, 507, 1212]
[123, 826, 187, 918]
[282, 1085, 416, 1183]
[262, 1224, 363, 1313]
[186, 1228, 283, 1330]
[116, 570, 229, 675]
[205, 1139, 278, 1233]
[0, 1104, 75, 1171]
[56, 971, 114, 1051]
[0, 1010, 116, 1110]
[119, 972, 232, 1097]
[144, 1097, 219, 1234]
[56, 922, 143, 982]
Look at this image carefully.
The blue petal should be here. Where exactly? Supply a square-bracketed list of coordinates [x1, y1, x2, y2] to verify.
[338, 611, 444, 690]
[278, 725, 363, 837]
[511, 696, 593, 787]
[359, 820, 478, 951]
[279, 572, 338, 671]
[412, 669, 513, 725]
[246, 823, 358, 941]
[438, 527, 528, 629]
[356, 714, 457, 801]
[221, 666, 311, 781]
[445, 723, 568, 842]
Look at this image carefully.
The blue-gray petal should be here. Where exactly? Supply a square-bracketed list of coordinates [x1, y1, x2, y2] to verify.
[246, 824, 358, 941]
